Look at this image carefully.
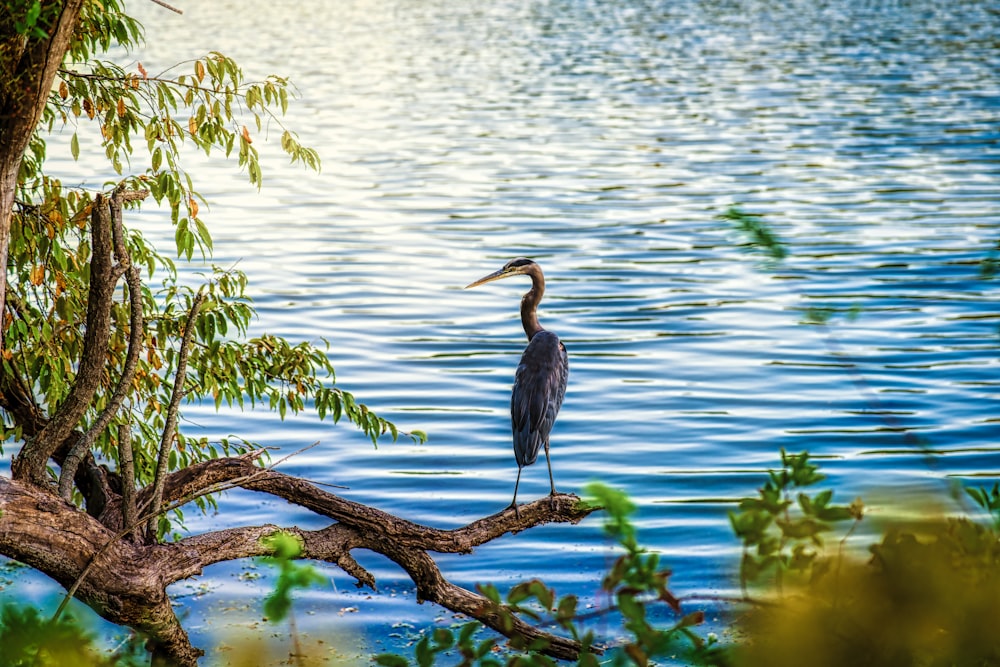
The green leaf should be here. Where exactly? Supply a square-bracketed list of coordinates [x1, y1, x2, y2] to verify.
[617, 591, 644, 622]
[415, 635, 433, 667]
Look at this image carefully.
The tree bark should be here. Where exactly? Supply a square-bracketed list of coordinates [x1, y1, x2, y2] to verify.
[11, 193, 118, 486]
[0, 460, 599, 666]
[0, 0, 88, 348]
[0, 475, 202, 665]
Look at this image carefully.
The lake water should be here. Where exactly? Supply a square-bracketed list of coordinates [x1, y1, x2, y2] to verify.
[3, 0, 1000, 662]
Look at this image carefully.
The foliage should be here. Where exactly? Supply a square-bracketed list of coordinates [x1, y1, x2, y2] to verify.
[732, 515, 1000, 667]
[720, 206, 787, 263]
[966, 481, 1000, 530]
[375, 623, 500, 667]
[979, 241, 999, 279]
[259, 531, 327, 623]
[728, 449, 863, 596]
[0, 603, 146, 667]
[374, 483, 716, 667]
[3, 0, 422, 529]
[585, 483, 712, 666]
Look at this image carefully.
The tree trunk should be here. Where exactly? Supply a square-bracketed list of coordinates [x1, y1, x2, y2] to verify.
[0, 0, 87, 349]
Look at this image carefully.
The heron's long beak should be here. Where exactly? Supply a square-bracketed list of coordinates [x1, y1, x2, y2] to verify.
[465, 269, 509, 289]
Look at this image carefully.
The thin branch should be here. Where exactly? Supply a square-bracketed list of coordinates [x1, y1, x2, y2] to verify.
[55, 66, 301, 142]
[58, 188, 148, 500]
[146, 290, 205, 538]
[117, 423, 138, 543]
[147, 0, 183, 14]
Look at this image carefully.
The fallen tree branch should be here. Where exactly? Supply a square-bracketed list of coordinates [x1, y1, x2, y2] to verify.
[2, 450, 599, 667]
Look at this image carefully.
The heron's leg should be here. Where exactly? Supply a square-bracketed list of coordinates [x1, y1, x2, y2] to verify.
[545, 442, 557, 494]
[509, 466, 523, 517]
[544, 442, 556, 509]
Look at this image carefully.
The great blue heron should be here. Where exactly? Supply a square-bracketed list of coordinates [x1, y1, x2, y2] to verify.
[466, 258, 568, 515]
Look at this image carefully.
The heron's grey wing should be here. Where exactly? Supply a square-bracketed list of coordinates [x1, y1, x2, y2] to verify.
[511, 331, 569, 468]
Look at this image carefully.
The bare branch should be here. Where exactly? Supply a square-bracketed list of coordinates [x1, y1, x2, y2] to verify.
[147, 0, 183, 15]
[146, 290, 206, 537]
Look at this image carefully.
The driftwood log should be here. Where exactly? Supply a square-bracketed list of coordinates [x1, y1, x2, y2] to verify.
[0, 192, 600, 665]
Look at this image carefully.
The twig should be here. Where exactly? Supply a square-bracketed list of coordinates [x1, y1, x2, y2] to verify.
[147, 0, 183, 14]
[146, 291, 205, 538]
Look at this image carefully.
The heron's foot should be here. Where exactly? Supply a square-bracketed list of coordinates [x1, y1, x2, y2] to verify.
[508, 501, 521, 518]
[548, 491, 558, 510]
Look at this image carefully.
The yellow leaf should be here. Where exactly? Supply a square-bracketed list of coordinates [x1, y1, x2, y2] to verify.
[117, 97, 126, 117]
[138, 62, 147, 79]
[1, 349, 12, 361]
[188, 197, 199, 217]
[59, 80, 68, 99]
[195, 59, 206, 83]
[241, 125, 252, 144]
[72, 203, 93, 228]
[188, 115, 198, 135]
[83, 98, 94, 119]
[29, 265, 45, 286]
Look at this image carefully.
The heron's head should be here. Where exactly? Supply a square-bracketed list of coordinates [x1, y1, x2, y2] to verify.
[465, 258, 539, 289]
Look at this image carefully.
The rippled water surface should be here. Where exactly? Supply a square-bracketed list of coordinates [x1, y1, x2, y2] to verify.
[4, 0, 1000, 662]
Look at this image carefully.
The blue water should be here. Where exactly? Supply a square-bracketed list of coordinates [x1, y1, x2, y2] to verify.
[3, 0, 1000, 662]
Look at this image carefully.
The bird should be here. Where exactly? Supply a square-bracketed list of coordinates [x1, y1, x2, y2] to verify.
[466, 258, 568, 515]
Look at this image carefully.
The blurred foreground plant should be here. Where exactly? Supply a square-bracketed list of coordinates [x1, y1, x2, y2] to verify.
[728, 448, 864, 597]
[0, 603, 145, 667]
[375, 482, 717, 667]
[259, 531, 328, 667]
[733, 514, 1000, 667]
[729, 459, 1000, 667]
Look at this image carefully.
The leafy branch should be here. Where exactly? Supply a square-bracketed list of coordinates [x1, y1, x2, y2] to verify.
[728, 449, 864, 597]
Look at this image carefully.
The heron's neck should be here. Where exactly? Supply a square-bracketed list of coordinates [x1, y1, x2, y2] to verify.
[520, 272, 545, 340]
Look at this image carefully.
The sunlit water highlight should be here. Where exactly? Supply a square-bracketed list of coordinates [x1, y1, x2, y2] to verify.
[2, 0, 1000, 662]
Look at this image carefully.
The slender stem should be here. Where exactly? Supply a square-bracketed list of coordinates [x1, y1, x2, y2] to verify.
[146, 291, 205, 538]
[118, 422, 138, 542]
[147, 0, 183, 14]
